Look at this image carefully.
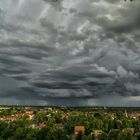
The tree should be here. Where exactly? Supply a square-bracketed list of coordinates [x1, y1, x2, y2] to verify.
[108, 129, 121, 140]
[95, 119, 103, 129]
[37, 128, 70, 140]
[1, 127, 14, 140]
[24, 128, 38, 140]
[9, 127, 27, 140]
[82, 135, 94, 140]
[49, 129, 70, 140]
[0, 121, 8, 136]
[76, 131, 83, 140]
[37, 127, 49, 140]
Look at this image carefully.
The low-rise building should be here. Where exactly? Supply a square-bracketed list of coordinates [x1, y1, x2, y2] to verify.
[74, 126, 85, 135]
[122, 128, 135, 135]
[56, 123, 64, 129]
[91, 130, 104, 138]
[38, 121, 47, 129]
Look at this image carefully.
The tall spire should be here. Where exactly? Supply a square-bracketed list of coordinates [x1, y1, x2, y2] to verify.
[125, 110, 128, 118]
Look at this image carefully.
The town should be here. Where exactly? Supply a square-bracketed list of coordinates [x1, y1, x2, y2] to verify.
[0, 106, 140, 140]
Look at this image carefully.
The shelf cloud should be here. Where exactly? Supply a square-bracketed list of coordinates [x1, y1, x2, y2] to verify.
[0, 0, 140, 106]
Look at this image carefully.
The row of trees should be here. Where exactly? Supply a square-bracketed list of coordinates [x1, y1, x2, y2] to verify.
[0, 107, 25, 116]
[34, 110, 140, 140]
[0, 120, 71, 140]
[0, 109, 140, 139]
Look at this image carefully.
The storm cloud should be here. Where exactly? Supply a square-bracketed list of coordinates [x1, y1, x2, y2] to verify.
[0, 0, 140, 106]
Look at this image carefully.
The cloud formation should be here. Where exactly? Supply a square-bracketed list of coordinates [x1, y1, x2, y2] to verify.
[0, 0, 140, 106]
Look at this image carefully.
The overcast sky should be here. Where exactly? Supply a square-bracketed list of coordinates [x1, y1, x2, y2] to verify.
[0, 0, 140, 106]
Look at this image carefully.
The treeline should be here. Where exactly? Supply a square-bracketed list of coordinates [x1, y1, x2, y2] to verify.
[0, 109, 140, 139]
[0, 120, 70, 140]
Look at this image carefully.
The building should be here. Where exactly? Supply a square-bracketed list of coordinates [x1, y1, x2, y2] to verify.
[56, 123, 64, 129]
[74, 126, 85, 135]
[25, 111, 33, 115]
[122, 128, 134, 135]
[38, 121, 47, 129]
[91, 130, 103, 138]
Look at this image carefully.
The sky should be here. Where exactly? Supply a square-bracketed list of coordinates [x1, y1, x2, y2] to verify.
[0, 0, 140, 106]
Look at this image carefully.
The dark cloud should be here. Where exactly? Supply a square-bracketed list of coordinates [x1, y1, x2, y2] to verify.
[97, 1, 140, 34]
[0, 0, 140, 106]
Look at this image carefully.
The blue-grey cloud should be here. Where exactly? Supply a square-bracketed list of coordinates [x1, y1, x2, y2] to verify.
[0, 0, 140, 106]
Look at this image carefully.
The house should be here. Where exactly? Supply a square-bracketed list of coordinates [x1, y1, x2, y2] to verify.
[91, 130, 103, 138]
[122, 128, 134, 135]
[25, 111, 33, 115]
[74, 126, 85, 135]
[135, 132, 140, 137]
[56, 123, 64, 129]
[24, 111, 34, 121]
[38, 121, 47, 129]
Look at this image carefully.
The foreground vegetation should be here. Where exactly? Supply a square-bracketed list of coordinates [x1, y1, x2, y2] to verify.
[0, 107, 140, 140]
